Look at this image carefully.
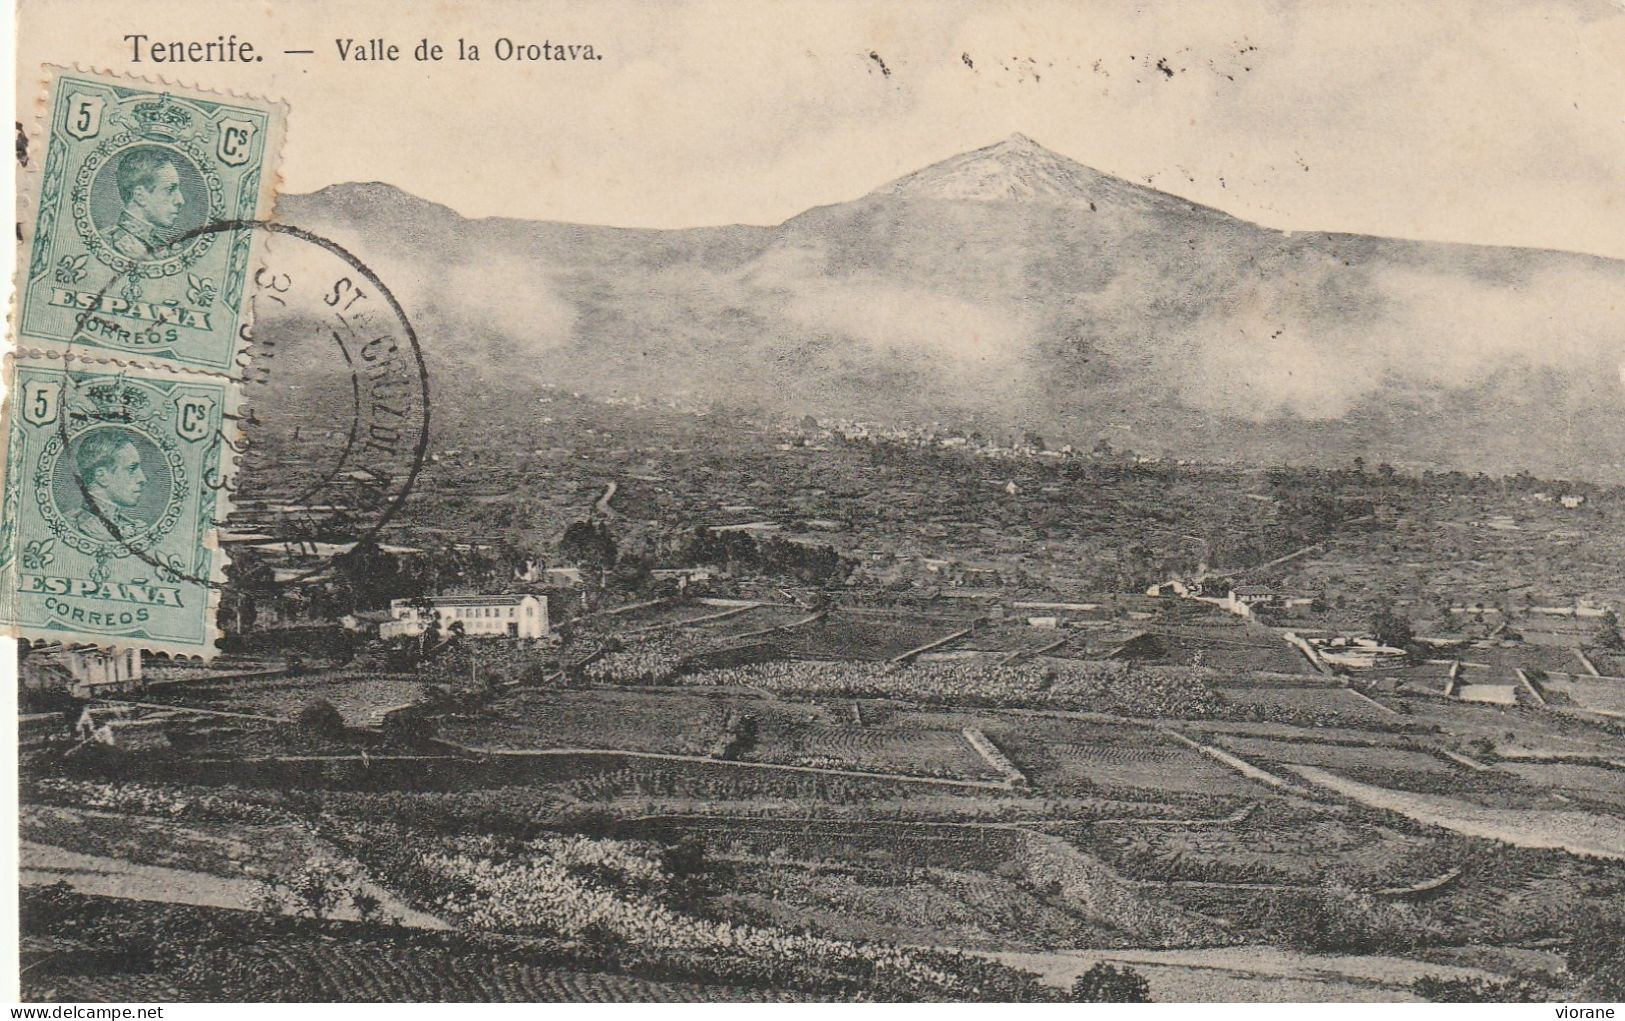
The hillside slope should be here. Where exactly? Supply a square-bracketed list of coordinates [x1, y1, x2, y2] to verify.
[274, 134, 1625, 480]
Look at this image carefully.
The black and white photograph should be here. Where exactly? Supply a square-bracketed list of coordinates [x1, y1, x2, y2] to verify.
[5, 0, 1625, 1008]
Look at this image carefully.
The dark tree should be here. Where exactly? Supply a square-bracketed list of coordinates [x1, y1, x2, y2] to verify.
[1071, 963, 1152, 1003]
[559, 520, 618, 579]
[1371, 605, 1415, 650]
[296, 698, 346, 739]
[333, 540, 416, 612]
[381, 711, 436, 746]
[610, 550, 655, 593]
[1592, 609, 1623, 651]
[221, 549, 277, 633]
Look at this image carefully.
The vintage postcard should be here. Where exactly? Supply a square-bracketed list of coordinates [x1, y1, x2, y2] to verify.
[8, 0, 1625, 1010]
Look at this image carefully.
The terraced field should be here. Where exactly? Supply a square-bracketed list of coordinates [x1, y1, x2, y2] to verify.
[1540, 676, 1625, 716]
[589, 600, 755, 630]
[225, 942, 824, 1001]
[1124, 629, 1313, 675]
[1213, 685, 1399, 726]
[997, 732, 1260, 796]
[1287, 763, 1625, 858]
[643, 816, 1026, 871]
[988, 945, 1511, 1002]
[748, 721, 999, 780]
[1212, 735, 1459, 780]
[158, 673, 428, 728]
[1426, 853, 1619, 943]
[698, 605, 824, 639]
[771, 615, 962, 661]
[1365, 697, 1618, 758]
[21, 804, 322, 881]
[437, 689, 726, 753]
[25, 971, 188, 1002]
[945, 626, 1076, 655]
[723, 862, 1098, 948]
[1088, 807, 1448, 887]
[561, 757, 951, 803]
[30, 940, 829, 1002]
[1493, 761, 1625, 811]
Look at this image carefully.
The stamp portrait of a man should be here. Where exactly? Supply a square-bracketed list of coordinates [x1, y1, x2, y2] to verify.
[106, 147, 188, 259]
[71, 429, 151, 540]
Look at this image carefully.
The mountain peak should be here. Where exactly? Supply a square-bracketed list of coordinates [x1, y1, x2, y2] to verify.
[868, 134, 1231, 223]
[285, 180, 466, 226]
[871, 133, 1116, 204]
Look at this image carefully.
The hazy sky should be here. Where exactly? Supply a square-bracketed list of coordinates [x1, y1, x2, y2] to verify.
[17, 0, 1625, 257]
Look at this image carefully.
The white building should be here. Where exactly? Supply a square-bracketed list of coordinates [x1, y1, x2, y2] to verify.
[383, 594, 549, 640]
[53, 646, 143, 699]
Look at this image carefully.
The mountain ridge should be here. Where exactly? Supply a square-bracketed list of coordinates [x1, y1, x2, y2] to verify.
[273, 136, 1625, 481]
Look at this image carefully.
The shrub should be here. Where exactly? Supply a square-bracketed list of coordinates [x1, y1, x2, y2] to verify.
[257, 858, 359, 921]
[297, 698, 346, 739]
[1412, 975, 1551, 1002]
[351, 890, 384, 925]
[1566, 907, 1625, 1000]
[1071, 963, 1152, 1002]
[1260, 882, 1444, 952]
[1371, 607, 1415, 650]
[381, 711, 437, 745]
[710, 709, 759, 760]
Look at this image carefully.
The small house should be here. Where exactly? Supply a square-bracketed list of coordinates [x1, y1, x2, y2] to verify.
[1145, 579, 1191, 598]
[54, 646, 143, 699]
[76, 705, 175, 751]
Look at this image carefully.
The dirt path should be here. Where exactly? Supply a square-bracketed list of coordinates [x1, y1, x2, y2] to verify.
[20, 841, 446, 929]
[1286, 763, 1625, 859]
[95, 698, 292, 724]
[982, 945, 1502, 1002]
[1158, 727, 1304, 793]
[443, 742, 1013, 790]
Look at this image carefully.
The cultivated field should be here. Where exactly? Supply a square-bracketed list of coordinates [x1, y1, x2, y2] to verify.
[27, 592, 1625, 1003]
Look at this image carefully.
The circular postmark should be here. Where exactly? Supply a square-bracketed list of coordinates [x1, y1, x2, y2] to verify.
[56, 218, 431, 592]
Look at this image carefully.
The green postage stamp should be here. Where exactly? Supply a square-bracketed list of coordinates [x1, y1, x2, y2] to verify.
[0, 358, 237, 655]
[16, 67, 286, 371]
[3, 66, 281, 657]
